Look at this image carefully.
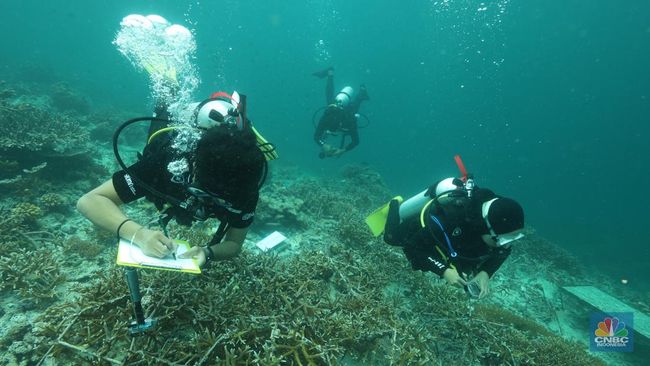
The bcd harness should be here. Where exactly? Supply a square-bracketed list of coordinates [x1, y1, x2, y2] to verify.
[418, 186, 500, 269]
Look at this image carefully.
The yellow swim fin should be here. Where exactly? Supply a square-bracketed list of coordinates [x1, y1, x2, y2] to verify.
[142, 56, 177, 84]
[252, 126, 278, 161]
[365, 196, 403, 237]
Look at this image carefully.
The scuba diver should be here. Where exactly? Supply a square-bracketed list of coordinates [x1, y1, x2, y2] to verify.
[77, 91, 276, 266]
[367, 156, 525, 299]
[77, 14, 277, 268]
[312, 67, 369, 159]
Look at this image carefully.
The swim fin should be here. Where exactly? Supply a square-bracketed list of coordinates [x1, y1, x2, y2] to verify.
[365, 196, 403, 237]
[312, 66, 334, 79]
[251, 126, 278, 161]
[358, 84, 370, 101]
[142, 56, 178, 84]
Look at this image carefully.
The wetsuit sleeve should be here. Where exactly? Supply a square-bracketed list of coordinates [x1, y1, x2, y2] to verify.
[385, 201, 450, 277]
[111, 157, 162, 204]
[384, 204, 449, 277]
[477, 247, 512, 277]
[402, 246, 449, 277]
[226, 191, 259, 229]
[314, 108, 337, 146]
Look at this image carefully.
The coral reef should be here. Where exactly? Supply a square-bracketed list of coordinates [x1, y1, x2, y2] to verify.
[0, 84, 112, 221]
[0, 98, 89, 154]
[0, 81, 109, 192]
[10, 202, 42, 225]
[257, 164, 389, 228]
[27, 242, 606, 365]
[0, 155, 624, 365]
[39, 193, 68, 212]
[0, 248, 66, 304]
[515, 227, 588, 284]
[49, 82, 90, 113]
[22, 167, 604, 365]
[256, 181, 308, 228]
[0, 80, 16, 100]
[63, 236, 105, 260]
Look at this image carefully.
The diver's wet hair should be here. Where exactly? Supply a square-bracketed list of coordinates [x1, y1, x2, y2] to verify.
[195, 127, 265, 202]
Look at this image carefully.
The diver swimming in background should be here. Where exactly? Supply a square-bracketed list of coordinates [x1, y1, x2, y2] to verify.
[77, 14, 277, 268]
[312, 67, 369, 159]
[368, 156, 525, 299]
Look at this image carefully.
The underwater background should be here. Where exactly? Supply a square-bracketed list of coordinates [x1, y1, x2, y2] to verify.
[2, 0, 648, 288]
[1, 0, 649, 365]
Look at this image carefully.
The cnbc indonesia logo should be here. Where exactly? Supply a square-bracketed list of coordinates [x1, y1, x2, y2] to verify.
[591, 315, 633, 352]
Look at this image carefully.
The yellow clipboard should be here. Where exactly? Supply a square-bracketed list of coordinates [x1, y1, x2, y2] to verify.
[116, 239, 201, 274]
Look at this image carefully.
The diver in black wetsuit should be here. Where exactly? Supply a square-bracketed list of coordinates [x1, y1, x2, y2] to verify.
[77, 92, 272, 267]
[312, 67, 369, 159]
[384, 177, 525, 299]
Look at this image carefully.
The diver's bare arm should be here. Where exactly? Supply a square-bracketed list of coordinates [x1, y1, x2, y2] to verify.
[77, 180, 173, 257]
[207, 226, 248, 259]
[76, 179, 144, 239]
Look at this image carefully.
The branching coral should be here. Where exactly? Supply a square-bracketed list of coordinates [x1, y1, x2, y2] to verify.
[63, 236, 105, 259]
[28, 235, 606, 366]
[0, 100, 89, 154]
[0, 248, 66, 304]
[6, 166, 609, 366]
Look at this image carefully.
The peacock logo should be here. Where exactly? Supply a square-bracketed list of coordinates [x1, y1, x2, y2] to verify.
[594, 317, 628, 337]
[590, 313, 634, 352]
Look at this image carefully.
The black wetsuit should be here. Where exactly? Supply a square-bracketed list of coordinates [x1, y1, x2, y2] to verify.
[313, 74, 366, 152]
[384, 188, 511, 278]
[112, 106, 258, 230]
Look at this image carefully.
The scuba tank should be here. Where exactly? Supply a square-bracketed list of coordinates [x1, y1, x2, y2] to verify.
[397, 155, 474, 223]
[397, 189, 430, 220]
[397, 177, 466, 222]
[334, 86, 355, 108]
[366, 155, 474, 237]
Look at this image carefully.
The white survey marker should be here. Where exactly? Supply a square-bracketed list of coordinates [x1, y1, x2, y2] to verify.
[255, 231, 287, 252]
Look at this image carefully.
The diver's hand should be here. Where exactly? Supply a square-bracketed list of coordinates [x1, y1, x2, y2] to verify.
[330, 148, 345, 157]
[443, 268, 467, 288]
[179, 246, 207, 267]
[320, 145, 345, 158]
[137, 229, 175, 258]
[471, 271, 490, 299]
[320, 144, 335, 157]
